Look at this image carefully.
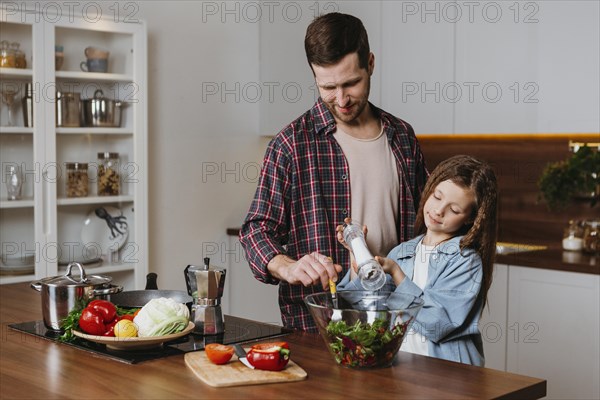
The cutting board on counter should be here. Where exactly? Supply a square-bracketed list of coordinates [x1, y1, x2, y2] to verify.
[185, 350, 307, 387]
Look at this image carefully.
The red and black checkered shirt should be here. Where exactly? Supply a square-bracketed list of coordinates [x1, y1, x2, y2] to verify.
[240, 98, 428, 332]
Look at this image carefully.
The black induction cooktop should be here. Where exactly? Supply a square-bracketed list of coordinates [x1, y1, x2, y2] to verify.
[9, 315, 292, 364]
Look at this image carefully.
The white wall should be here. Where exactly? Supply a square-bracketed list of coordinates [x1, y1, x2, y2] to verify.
[136, 2, 269, 296]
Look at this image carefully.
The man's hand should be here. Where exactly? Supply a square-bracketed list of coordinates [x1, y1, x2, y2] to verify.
[268, 253, 342, 289]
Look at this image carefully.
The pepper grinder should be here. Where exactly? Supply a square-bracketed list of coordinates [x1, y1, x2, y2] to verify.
[343, 220, 386, 291]
[184, 257, 227, 335]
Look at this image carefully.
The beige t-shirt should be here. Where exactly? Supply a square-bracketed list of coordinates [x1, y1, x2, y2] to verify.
[334, 127, 399, 258]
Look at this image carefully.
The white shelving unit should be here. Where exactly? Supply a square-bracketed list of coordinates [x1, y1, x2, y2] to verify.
[0, 7, 148, 289]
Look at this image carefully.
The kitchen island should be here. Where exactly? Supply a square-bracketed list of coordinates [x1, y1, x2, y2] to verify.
[1, 283, 546, 399]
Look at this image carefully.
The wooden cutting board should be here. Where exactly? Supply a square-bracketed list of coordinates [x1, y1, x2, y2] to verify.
[185, 349, 307, 387]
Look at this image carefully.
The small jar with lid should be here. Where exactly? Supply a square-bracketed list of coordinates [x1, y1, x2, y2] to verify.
[562, 220, 584, 251]
[0, 40, 16, 68]
[582, 220, 599, 255]
[11, 42, 26, 69]
[66, 162, 88, 198]
[97, 152, 120, 196]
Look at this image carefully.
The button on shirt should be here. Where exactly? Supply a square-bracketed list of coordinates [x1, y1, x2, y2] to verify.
[239, 97, 428, 332]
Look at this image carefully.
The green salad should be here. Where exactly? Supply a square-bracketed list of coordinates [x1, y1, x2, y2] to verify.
[326, 317, 412, 368]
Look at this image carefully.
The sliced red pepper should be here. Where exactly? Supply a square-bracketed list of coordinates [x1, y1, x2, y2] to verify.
[247, 342, 290, 371]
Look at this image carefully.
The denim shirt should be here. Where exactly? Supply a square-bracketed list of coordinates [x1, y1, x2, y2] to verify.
[337, 234, 485, 367]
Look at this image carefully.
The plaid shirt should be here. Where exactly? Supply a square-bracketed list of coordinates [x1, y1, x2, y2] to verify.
[240, 98, 428, 332]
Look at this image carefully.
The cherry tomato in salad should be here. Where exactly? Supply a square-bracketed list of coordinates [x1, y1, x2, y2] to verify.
[205, 343, 234, 365]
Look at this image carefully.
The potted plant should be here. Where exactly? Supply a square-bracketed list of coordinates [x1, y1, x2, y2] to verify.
[538, 145, 600, 211]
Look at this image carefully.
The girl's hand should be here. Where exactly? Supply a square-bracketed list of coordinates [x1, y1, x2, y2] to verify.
[375, 256, 405, 286]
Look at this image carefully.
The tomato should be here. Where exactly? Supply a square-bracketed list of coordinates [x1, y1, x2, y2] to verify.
[119, 314, 135, 321]
[204, 343, 234, 365]
[247, 342, 290, 371]
[87, 300, 117, 323]
[103, 318, 118, 337]
[79, 308, 106, 335]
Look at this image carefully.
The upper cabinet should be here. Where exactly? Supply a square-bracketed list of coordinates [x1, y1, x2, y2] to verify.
[258, 1, 599, 135]
[380, 1, 454, 134]
[0, 6, 148, 289]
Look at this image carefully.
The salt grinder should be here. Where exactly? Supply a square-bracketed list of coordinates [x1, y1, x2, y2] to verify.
[184, 258, 226, 335]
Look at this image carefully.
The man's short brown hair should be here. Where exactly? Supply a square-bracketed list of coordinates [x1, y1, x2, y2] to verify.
[304, 12, 370, 71]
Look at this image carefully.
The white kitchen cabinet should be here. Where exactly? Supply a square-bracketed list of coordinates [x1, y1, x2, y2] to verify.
[507, 266, 600, 400]
[479, 263, 509, 371]
[380, 1, 454, 134]
[0, 7, 148, 289]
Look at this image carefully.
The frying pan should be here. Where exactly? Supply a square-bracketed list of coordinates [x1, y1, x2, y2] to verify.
[106, 273, 193, 308]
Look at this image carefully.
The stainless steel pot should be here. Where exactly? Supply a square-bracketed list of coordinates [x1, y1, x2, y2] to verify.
[82, 89, 124, 127]
[56, 91, 82, 127]
[30, 263, 122, 331]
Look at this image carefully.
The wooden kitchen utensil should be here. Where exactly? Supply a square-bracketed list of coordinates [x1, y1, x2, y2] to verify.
[184, 349, 307, 387]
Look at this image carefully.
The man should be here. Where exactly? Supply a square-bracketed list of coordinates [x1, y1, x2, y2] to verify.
[240, 12, 428, 332]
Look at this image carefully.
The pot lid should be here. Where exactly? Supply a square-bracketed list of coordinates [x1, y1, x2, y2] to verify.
[37, 262, 112, 287]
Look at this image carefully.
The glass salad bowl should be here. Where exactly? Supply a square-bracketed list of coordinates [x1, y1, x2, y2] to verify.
[304, 291, 423, 369]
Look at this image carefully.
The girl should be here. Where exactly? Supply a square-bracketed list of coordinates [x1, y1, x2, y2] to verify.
[336, 155, 498, 367]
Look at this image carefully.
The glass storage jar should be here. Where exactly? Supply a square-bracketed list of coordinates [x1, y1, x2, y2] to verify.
[97, 152, 120, 196]
[66, 162, 88, 198]
[0, 40, 16, 68]
[562, 220, 584, 251]
[12, 42, 26, 69]
[582, 221, 599, 255]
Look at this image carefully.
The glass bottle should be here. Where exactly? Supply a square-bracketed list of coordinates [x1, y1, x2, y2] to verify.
[66, 162, 88, 198]
[5, 164, 23, 200]
[97, 152, 120, 196]
[343, 221, 386, 291]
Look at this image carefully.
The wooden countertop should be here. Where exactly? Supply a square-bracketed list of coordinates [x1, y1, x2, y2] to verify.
[496, 244, 598, 275]
[228, 228, 598, 275]
[1, 283, 546, 399]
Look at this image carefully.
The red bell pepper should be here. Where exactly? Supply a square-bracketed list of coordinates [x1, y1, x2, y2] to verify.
[246, 342, 290, 371]
[78, 300, 119, 336]
[78, 308, 107, 335]
[87, 300, 117, 322]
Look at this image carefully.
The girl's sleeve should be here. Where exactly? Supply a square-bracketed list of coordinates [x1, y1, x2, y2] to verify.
[395, 252, 483, 343]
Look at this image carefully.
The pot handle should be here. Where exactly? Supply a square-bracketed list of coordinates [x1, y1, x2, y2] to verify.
[92, 285, 123, 296]
[65, 262, 87, 283]
[30, 281, 42, 292]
